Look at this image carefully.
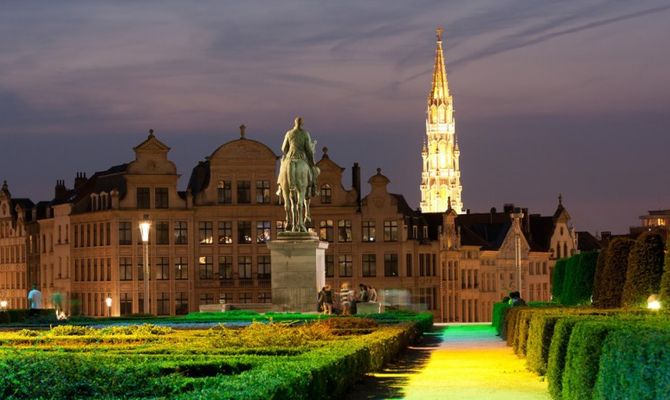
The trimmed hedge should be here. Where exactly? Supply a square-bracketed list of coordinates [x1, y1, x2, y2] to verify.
[622, 232, 665, 308]
[593, 237, 634, 308]
[591, 247, 608, 307]
[661, 234, 670, 305]
[551, 258, 568, 301]
[525, 310, 563, 375]
[496, 302, 670, 400]
[492, 302, 512, 336]
[560, 252, 598, 306]
[0, 313, 431, 399]
[594, 328, 670, 400]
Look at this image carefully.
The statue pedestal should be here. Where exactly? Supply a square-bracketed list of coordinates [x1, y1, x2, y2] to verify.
[267, 232, 328, 313]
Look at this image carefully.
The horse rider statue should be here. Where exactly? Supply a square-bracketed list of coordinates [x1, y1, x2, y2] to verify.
[277, 117, 320, 233]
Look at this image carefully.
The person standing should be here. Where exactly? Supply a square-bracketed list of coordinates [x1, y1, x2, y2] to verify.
[27, 285, 43, 315]
[320, 285, 333, 315]
[339, 282, 353, 316]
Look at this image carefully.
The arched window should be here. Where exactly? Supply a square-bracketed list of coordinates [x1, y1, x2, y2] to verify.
[320, 184, 332, 204]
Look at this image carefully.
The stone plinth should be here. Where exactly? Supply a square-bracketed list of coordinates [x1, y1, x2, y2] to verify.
[267, 232, 328, 312]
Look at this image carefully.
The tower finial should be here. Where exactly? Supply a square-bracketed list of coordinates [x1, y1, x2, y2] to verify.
[558, 193, 563, 206]
[239, 124, 246, 139]
[436, 27, 444, 42]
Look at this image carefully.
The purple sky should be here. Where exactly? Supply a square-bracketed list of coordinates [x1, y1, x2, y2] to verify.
[1, 1, 669, 234]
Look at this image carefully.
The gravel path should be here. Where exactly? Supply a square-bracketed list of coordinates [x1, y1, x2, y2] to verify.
[350, 323, 549, 400]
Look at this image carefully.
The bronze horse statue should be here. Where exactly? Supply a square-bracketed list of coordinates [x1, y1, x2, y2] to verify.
[277, 117, 319, 233]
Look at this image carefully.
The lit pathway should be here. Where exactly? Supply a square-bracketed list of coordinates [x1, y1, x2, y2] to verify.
[350, 324, 549, 400]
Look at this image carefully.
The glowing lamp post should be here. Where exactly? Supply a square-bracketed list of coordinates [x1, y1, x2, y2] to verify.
[511, 211, 525, 297]
[139, 216, 151, 314]
[0, 300, 7, 311]
[647, 294, 661, 311]
[105, 296, 112, 317]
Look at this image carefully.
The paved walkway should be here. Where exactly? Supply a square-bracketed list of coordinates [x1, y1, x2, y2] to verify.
[350, 324, 549, 400]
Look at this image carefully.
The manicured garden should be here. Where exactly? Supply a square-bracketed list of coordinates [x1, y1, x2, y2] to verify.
[0, 311, 432, 399]
[491, 230, 670, 400]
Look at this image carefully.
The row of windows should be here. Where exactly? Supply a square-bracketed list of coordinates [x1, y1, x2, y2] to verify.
[74, 223, 111, 248]
[74, 258, 112, 282]
[0, 271, 26, 290]
[216, 180, 271, 205]
[325, 253, 400, 278]
[0, 244, 25, 264]
[0, 221, 23, 238]
[136, 187, 170, 209]
[318, 220, 398, 242]
[528, 261, 549, 275]
[117, 219, 402, 246]
[117, 255, 272, 282]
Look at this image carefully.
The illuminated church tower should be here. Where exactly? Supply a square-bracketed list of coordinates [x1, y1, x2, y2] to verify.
[420, 28, 464, 214]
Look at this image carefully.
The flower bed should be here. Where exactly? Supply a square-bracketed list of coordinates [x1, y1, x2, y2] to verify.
[0, 312, 432, 399]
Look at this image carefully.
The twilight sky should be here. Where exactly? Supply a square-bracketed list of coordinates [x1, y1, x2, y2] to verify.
[1, 1, 669, 234]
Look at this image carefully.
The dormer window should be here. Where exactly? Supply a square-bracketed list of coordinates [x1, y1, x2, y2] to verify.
[90, 194, 99, 211]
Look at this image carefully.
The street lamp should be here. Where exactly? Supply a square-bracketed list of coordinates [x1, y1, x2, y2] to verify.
[139, 215, 151, 314]
[510, 211, 525, 298]
[647, 294, 661, 311]
[0, 300, 7, 311]
[105, 296, 112, 317]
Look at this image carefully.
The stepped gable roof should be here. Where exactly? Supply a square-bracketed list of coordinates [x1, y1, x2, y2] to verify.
[577, 231, 602, 252]
[186, 160, 211, 196]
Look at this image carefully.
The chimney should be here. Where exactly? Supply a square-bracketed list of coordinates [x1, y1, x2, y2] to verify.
[74, 172, 87, 190]
[54, 179, 68, 201]
[352, 162, 361, 211]
[490, 207, 496, 223]
[503, 203, 514, 213]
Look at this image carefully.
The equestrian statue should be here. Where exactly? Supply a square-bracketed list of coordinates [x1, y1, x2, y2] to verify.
[277, 117, 320, 233]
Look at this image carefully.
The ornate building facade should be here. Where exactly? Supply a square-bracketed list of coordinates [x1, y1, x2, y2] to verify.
[420, 28, 463, 214]
[0, 182, 32, 309]
[0, 30, 581, 322]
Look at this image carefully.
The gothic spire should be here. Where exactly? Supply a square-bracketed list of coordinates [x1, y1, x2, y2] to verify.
[428, 27, 450, 108]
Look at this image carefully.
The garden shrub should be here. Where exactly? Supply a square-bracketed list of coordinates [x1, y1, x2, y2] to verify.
[561, 320, 620, 400]
[591, 247, 608, 307]
[561, 252, 598, 306]
[594, 237, 634, 308]
[504, 307, 524, 344]
[551, 258, 568, 301]
[513, 309, 534, 356]
[492, 302, 511, 335]
[547, 316, 583, 399]
[594, 327, 670, 400]
[47, 325, 95, 336]
[661, 234, 670, 306]
[622, 232, 665, 308]
[525, 311, 562, 375]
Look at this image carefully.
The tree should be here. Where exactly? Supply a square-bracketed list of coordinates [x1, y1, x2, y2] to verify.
[594, 237, 634, 308]
[659, 233, 670, 306]
[551, 258, 567, 302]
[591, 246, 608, 306]
[622, 232, 665, 307]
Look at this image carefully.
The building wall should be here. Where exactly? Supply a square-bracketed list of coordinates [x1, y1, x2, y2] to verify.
[0, 196, 29, 309]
